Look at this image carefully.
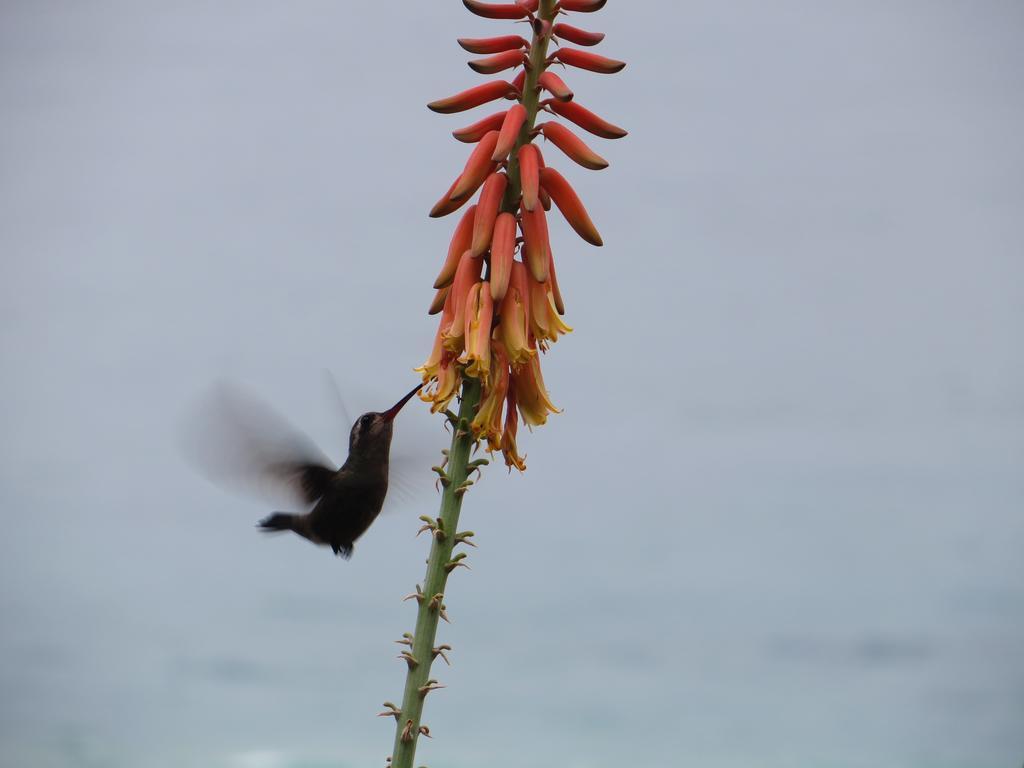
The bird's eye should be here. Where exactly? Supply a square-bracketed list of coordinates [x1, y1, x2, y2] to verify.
[360, 415, 373, 427]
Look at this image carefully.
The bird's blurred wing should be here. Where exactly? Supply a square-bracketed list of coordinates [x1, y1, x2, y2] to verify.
[322, 368, 354, 436]
[181, 381, 337, 509]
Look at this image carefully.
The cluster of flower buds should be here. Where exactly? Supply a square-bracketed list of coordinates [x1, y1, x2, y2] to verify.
[417, 0, 626, 471]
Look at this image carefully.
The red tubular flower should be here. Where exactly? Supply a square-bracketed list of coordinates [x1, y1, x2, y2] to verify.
[452, 110, 509, 143]
[550, 47, 626, 74]
[450, 131, 501, 200]
[539, 166, 603, 246]
[518, 143, 542, 210]
[457, 35, 529, 54]
[540, 121, 608, 170]
[471, 172, 508, 256]
[519, 200, 551, 283]
[468, 49, 527, 75]
[545, 99, 628, 139]
[546, 246, 565, 315]
[462, 0, 532, 19]
[552, 23, 605, 46]
[492, 103, 528, 161]
[511, 68, 527, 94]
[558, 0, 607, 12]
[488, 212, 516, 302]
[428, 80, 518, 114]
[428, 286, 450, 315]
[429, 178, 475, 218]
[538, 71, 573, 101]
[434, 204, 476, 288]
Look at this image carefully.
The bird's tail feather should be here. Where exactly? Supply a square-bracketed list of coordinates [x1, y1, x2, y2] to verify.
[258, 512, 297, 533]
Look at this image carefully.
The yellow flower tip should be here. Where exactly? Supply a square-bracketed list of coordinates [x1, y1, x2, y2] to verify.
[500, 262, 537, 366]
[500, 383, 527, 472]
[459, 281, 494, 379]
[512, 355, 559, 427]
[425, 359, 462, 414]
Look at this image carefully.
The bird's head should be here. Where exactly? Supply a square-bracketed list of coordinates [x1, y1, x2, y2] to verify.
[348, 383, 423, 457]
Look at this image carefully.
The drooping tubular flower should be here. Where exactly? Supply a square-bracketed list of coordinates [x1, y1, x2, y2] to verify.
[416, 0, 626, 471]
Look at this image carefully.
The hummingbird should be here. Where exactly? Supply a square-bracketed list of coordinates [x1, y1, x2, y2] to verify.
[255, 382, 424, 558]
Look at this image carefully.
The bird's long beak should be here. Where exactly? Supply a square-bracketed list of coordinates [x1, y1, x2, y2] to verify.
[381, 383, 424, 422]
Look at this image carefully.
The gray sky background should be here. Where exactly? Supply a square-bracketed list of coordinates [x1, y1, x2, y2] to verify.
[1, 2, 1022, 767]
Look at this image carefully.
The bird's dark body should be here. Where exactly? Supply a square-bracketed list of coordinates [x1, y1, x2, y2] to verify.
[256, 384, 420, 559]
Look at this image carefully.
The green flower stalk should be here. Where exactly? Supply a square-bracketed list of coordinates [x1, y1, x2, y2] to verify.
[387, 1, 626, 765]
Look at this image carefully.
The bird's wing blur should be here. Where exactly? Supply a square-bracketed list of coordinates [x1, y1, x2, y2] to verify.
[181, 381, 337, 509]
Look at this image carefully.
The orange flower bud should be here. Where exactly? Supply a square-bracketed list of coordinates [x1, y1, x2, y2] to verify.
[450, 130, 500, 200]
[471, 172, 508, 256]
[545, 99, 627, 139]
[538, 71, 573, 102]
[452, 110, 508, 143]
[518, 143, 542, 211]
[457, 35, 529, 54]
[493, 103, 527, 161]
[540, 122, 608, 170]
[428, 285, 450, 315]
[520, 199, 551, 282]
[443, 253, 484, 352]
[551, 48, 625, 74]
[539, 166, 603, 246]
[500, 262, 535, 365]
[511, 68, 527, 95]
[552, 23, 605, 46]
[461, 281, 494, 378]
[429, 178, 474, 219]
[539, 186, 552, 211]
[547, 245, 565, 315]
[512, 355, 559, 427]
[488, 212, 517, 302]
[468, 49, 527, 75]
[462, 0, 531, 19]
[434, 204, 476, 288]
[559, 0, 607, 11]
[428, 80, 517, 114]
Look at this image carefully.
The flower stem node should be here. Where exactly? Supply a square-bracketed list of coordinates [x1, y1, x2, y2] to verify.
[400, 720, 416, 743]
[418, 679, 446, 697]
[444, 553, 471, 574]
[378, 702, 402, 721]
[398, 651, 419, 670]
[432, 644, 453, 665]
[454, 531, 477, 548]
[395, 633, 414, 647]
[402, 585, 425, 605]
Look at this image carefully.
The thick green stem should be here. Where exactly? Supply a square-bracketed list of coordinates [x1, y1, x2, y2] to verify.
[389, 377, 481, 768]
